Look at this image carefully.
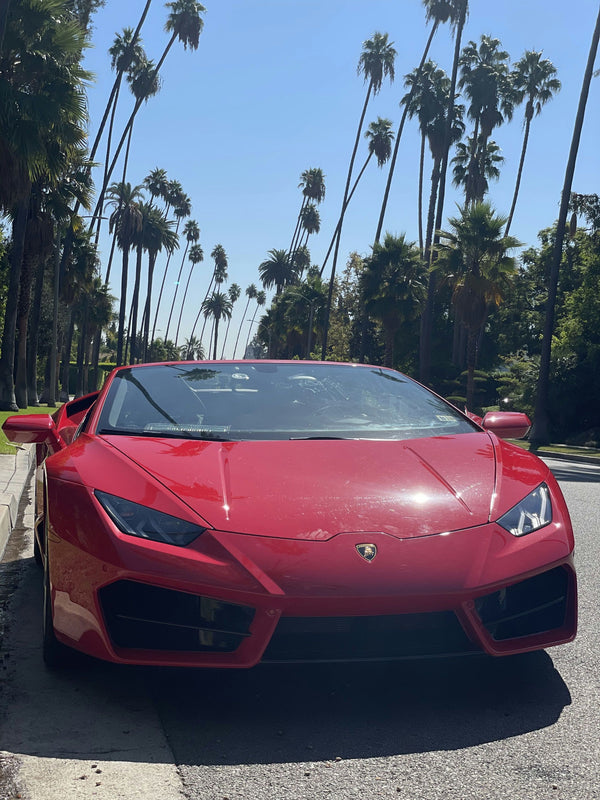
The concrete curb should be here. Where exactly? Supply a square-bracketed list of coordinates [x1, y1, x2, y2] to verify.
[0, 445, 34, 560]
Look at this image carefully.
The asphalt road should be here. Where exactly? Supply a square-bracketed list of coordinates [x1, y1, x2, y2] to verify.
[1, 458, 599, 800]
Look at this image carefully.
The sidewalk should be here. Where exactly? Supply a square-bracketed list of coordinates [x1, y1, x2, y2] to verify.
[0, 444, 34, 560]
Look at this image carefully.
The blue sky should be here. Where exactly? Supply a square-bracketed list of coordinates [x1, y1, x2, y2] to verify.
[83, 0, 600, 356]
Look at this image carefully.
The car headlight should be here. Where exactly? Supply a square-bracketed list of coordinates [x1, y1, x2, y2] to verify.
[497, 483, 552, 537]
[95, 491, 206, 546]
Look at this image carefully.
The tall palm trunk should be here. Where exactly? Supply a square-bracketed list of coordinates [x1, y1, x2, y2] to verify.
[322, 83, 373, 359]
[419, 3, 467, 385]
[151, 217, 182, 347]
[232, 295, 253, 359]
[212, 317, 221, 360]
[165, 241, 190, 341]
[531, 7, 600, 446]
[93, 75, 123, 245]
[116, 248, 130, 366]
[465, 327, 477, 410]
[288, 196, 308, 261]
[504, 106, 532, 237]
[89, 30, 178, 230]
[175, 259, 196, 346]
[15, 240, 38, 408]
[48, 228, 61, 406]
[142, 251, 158, 360]
[60, 309, 75, 401]
[129, 245, 143, 363]
[417, 133, 426, 254]
[27, 256, 46, 405]
[0, 188, 30, 410]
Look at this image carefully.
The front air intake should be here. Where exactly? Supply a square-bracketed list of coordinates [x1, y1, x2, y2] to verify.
[99, 580, 255, 652]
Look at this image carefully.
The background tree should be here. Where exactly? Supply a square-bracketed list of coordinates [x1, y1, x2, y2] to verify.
[106, 181, 143, 365]
[375, 0, 466, 243]
[175, 242, 204, 347]
[322, 31, 396, 359]
[505, 50, 561, 236]
[434, 202, 521, 409]
[361, 233, 426, 368]
[164, 218, 199, 341]
[0, 0, 90, 408]
[201, 291, 232, 360]
[259, 249, 298, 296]
[220, 282, 241, 357]
[531, 8, 600, 445]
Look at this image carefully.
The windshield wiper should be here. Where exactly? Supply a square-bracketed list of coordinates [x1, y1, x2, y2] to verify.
[289, 435, 348, 440]
[98, 428, 233, 441]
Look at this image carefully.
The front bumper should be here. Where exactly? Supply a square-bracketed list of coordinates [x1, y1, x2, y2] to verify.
[47, 483, 577, 667]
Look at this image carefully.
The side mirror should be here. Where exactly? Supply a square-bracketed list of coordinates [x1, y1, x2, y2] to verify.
[2, 414, 64, 450]
[481, 411, 531, 440]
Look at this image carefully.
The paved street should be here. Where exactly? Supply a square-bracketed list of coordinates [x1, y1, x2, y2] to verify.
[1, 458, 599, 799]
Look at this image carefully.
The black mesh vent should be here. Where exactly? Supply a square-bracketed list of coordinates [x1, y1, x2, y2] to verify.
[99, 580, 255, 652]
[262, 611, 478, 662]
[475, 567, 569, 641]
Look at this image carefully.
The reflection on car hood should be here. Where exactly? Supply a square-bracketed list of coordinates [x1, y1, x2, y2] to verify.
[105, 433, 497, 540]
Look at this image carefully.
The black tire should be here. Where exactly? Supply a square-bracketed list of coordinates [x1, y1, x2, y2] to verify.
[33, 524, 43, 567]
[42, 535, 74, 670]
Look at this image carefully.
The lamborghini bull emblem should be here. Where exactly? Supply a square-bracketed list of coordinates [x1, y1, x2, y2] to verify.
[356, 543, 377, 562]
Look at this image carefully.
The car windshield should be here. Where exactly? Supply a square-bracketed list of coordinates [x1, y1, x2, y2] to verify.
[95, 362, 478, 441]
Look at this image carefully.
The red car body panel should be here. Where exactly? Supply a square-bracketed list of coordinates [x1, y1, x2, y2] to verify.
[3, 362, 577, 667]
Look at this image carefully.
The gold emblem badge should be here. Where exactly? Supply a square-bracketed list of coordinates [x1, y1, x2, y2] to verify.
[356, 543, 377, 562]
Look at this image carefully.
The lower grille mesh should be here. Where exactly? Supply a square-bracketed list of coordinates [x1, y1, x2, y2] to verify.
[99, 580, 255, 652]
[262, 611, 477, 662]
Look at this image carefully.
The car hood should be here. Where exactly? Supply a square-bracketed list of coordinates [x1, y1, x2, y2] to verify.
[103, 433, 499, 540]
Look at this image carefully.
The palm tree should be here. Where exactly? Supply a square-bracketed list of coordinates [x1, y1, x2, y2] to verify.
[86, 5, 151, 168]
[403, 61, 450, 253]
[419, 0, 469, 386]
[375, 0, 466, 244]
[433, 202, 521, 409]
[88, 0, 206, 228]
[361, 234, 426, 368]
[202, 292, 233, 360]
[144, 167, 169, 206]
[289, 167, 326, 260]
[322, 31, 396, 360]
[458, 35, 514, 206]
[0, 2, 90, 409]
[182, 335, 203, 360]
[220, 282, 241, 358]
[259, 249, 298, 296]
[175, 242, 204, 346]
[297, 203, 321, 249]
[106, 181, 144, 365]
[233, 284, 257, 359]
[318, 118, 395, 282]
[164, 218, 199, 341]
[531, 8, 600, 445]
[190, 244, 228, 343]
[93, 28, 146, 243]
[505, 51, 561, 236]
[139, 203, 178, 361]
[452, 137, 503, 204]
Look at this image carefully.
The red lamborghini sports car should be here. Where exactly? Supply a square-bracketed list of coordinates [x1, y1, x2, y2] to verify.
[3, 361, 576, 668]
